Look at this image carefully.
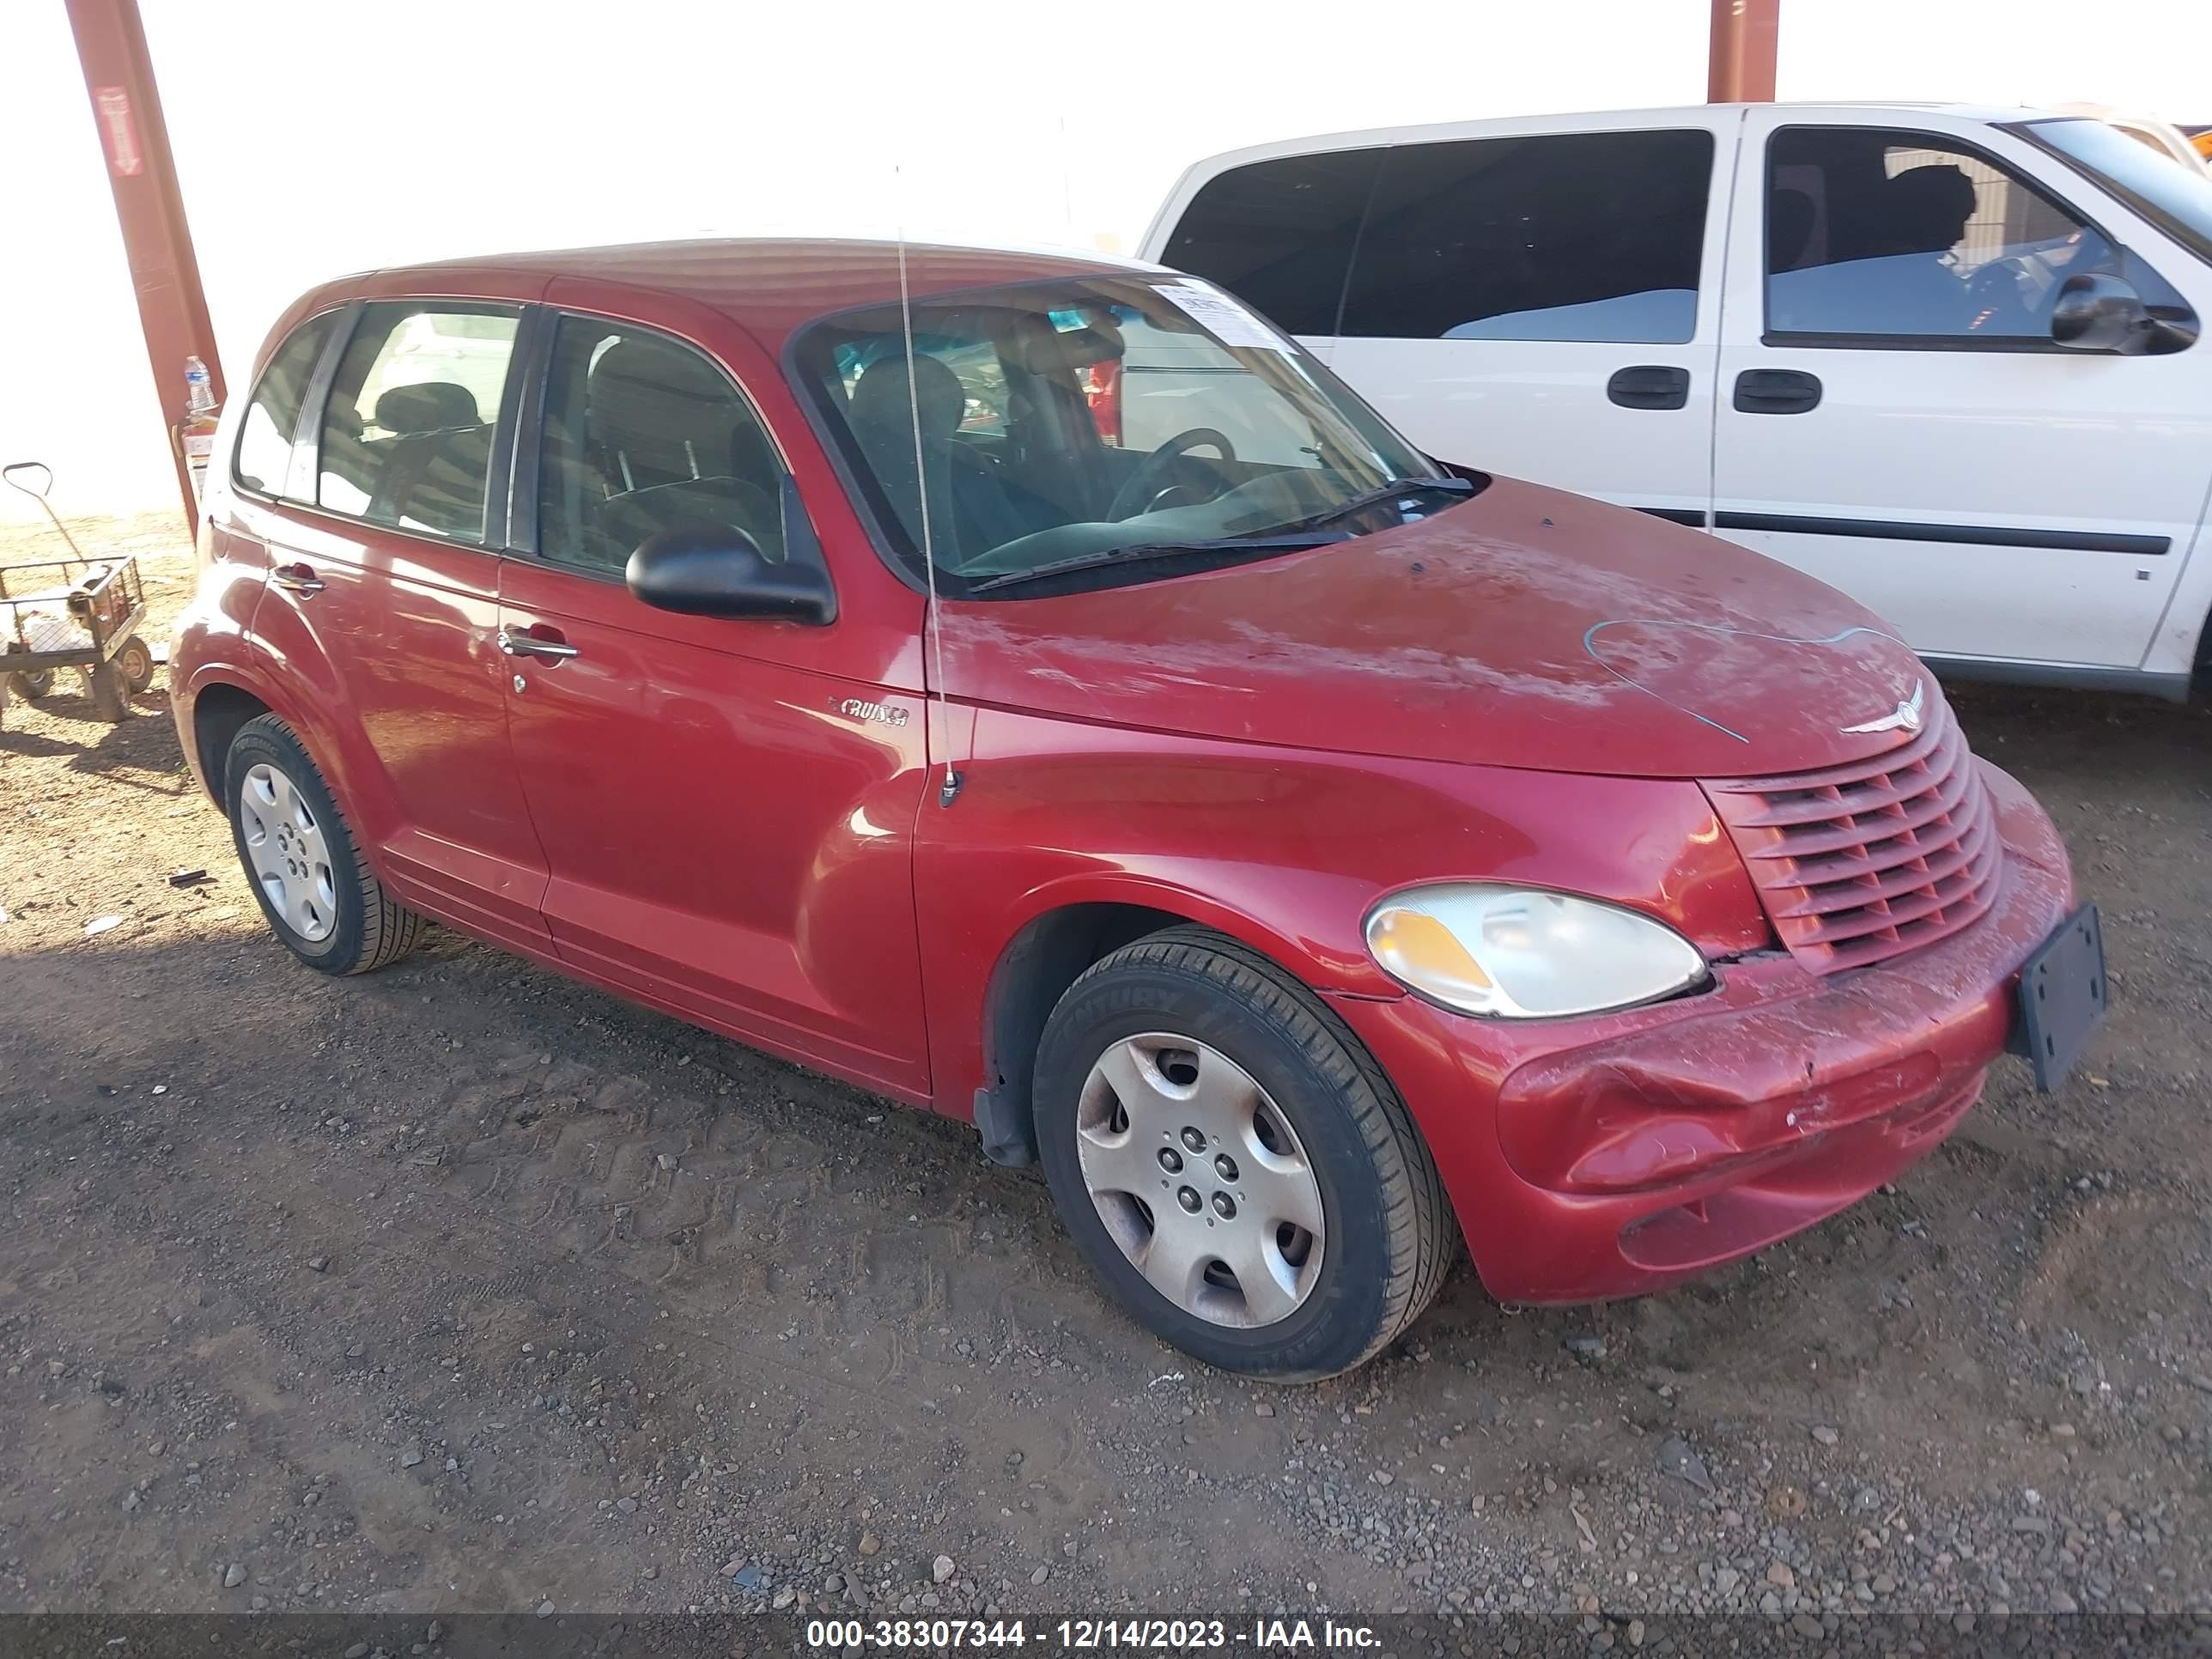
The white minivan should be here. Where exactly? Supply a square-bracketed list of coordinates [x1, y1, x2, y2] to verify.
[1141, 105, 2212, 699]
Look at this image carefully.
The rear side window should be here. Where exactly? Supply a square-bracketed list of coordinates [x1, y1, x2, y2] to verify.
[233, 312, 339, 497]
[1342, 130, 1713, 343]
[535, 317, 786, 574]
[317, 303, 520, 544]
[1160, 149, 1382, 335]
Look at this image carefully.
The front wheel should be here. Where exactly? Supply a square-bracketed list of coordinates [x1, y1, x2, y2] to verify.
[1033, 927, 1453, 1380]
[224, 714, 426, 975]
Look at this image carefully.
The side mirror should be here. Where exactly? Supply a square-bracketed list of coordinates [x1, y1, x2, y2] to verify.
[626, 523, 836, 625]
[2051, 272, 2155, 353]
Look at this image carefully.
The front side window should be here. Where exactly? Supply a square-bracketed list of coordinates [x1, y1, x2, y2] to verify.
[234, 312, 339, 497]
[1340, 129, 1714, 343]
[797, 275, 1458, 598]
[536, 318, 786, 574]
[317, 303, 520, 543]
[1763, 127, 2171, 343]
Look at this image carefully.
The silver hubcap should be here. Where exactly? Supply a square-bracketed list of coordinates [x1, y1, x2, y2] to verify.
[241, 762, 337, 942]
[1076, 1034, 1325, 1328]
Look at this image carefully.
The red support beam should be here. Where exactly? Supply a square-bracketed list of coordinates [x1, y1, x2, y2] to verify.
[1708, 0, 1780, 103]
[63, 0, 224, 530]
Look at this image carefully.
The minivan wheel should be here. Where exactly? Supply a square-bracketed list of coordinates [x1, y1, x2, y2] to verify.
[223, 714, 425, 975]
[1033, 927, 1453, 1381]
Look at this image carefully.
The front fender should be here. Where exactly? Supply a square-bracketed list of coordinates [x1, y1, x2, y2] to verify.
[915, 707, 1768, 1121]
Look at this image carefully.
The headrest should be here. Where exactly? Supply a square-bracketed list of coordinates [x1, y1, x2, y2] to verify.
[1000, 314, 1123, 374]
[848, 354, 966, 444]
[375, 381, 479, 434]
[1887, 164, 1978, 251]
[587, 338, 738, 446]
[1767, 186, 1817, 270]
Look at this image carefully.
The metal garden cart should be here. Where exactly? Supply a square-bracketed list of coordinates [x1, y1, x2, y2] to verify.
[1, 462, 155, 724]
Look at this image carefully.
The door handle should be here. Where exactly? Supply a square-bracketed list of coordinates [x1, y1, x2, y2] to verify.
[270, 562, 325, 596]
[497, 627, 580, 662]
[1733, 368, 1823, 414]
[1607, 365, 1691, 410]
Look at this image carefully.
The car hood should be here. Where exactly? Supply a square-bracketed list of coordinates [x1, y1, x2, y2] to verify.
[937, 476, 1936, 780]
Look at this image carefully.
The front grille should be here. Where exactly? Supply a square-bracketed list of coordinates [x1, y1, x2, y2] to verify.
[1704, 695, 2001, 975]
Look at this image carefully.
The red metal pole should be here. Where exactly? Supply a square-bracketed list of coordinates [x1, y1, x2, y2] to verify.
[62, 0, 225, 531]
[1708, 0, 1780, 102]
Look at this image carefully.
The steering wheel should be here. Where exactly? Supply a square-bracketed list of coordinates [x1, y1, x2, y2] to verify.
[1966, 258, 2036, 331]
[1105, 428, 1238, 522]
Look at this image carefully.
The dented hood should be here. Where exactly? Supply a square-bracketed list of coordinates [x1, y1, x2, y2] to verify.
[937, 476, 1937, 780]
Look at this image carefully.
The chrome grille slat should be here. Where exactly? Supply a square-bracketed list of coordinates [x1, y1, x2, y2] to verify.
[1705, 692, 2001, 975]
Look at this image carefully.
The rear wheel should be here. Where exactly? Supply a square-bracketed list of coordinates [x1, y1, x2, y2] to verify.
[223, 714, 425, 975]
[1033, 927, 1453, 1380]
[2, 641, 52, 700]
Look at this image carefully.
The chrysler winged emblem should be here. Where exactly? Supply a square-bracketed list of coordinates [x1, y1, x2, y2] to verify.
[1841, 678, 1926, 737]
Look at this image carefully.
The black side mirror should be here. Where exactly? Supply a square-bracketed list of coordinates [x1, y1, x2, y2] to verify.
[626, 522, 836, 625]
[2051, 272, 2174, 354]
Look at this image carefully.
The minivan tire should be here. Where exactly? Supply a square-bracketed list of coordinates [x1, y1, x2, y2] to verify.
[223, 714, 426, 975]
[1033, 926, 1454, 1381]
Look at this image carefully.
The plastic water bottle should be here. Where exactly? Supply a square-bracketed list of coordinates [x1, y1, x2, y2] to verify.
[184, 356, 216, 415]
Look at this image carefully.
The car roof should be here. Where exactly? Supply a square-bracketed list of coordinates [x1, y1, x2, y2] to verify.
[344, 237, 1168, 349]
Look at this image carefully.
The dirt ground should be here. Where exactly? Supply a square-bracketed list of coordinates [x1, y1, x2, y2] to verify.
[3, 512, 2209, 1636]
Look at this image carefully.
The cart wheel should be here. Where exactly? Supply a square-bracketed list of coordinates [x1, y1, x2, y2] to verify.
[0, 641, 50, 700]
[115, 635, 155, 695]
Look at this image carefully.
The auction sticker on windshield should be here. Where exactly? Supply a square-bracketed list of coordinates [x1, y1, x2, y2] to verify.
[1156, 281, 1289, 351]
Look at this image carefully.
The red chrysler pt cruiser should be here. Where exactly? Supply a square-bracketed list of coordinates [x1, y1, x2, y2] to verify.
[171, 240, 2103, 1379]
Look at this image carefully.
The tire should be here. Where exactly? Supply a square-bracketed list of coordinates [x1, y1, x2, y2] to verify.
[222, 714, 425, 975]
[1033, 926, 1453, 1381]
[115, 634, 155, 695]
[2, 641, 52, 700]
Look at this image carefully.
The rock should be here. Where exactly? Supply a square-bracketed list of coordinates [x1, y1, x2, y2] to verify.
[823, 1573, 845, 1593]
[1373, 1471, 1394, 1486]
[860, 1532, 882, 1557]
[616, 1496, 638, 1515]
[1564, 1334, 1607, 1358]
[535, 1600, 554, 1618]
[400, 1450, 424, 1469]
[656, 1153, 678, 1172]
[223, 1565, 246, 1589]
[307, 1256, 330, 1273]
[1790, 1611, 1824, 1639]
[730, 1563, 763, 1592]
[2050, 1590, 2079, 1613]
[1809, 1425, 1839, 1447]
[773, 1587, 797, 1609]
[345, 1645, 368, 1658]
[933, 1555, 956, 1584]
[1030, 1565, 1049, 1585]
[1254, 1402, 1274, 1417]
[1656, 1437, 1713, 1492]
[642, 1566, 659, 1581]
[1765, 1561, 1796, 1591]
[1872, 1573, 1897, 1595]
[121, 1491, 140, 1512]
[1714, 1567, 1741, 1596]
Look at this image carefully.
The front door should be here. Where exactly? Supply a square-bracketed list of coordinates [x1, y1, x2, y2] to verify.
[1712, 110, 2212, 670]
[497, 311, 932, 1098]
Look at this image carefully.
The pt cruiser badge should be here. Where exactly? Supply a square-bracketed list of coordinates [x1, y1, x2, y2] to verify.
[1841, 679, 1926, 737]
[840, 697, 911, 728]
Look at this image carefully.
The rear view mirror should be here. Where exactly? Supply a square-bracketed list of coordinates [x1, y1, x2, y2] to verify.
[627, 523, 836, 625]
[2050, 272, 2196, 356]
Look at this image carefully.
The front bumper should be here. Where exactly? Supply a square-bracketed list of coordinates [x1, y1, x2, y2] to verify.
[1328, 760, 2075, 1304]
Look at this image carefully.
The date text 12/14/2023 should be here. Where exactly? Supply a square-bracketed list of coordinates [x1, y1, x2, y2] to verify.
[803, 1618, 1382, 1650]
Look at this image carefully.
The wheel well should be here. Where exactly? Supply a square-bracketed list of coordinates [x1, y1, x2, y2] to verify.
[974, 902, 1188, 1166]
[191, 684, 270, 803]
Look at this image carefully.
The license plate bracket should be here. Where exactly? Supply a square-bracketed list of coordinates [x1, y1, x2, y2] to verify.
[2016, 903, 2107, 1091]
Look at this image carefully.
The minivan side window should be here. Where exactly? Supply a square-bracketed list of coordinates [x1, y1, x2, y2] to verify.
[1159, 149, 1382, 337]
[1340, 130, 1714, 343]
[317, 303, 520, 544]
[1765, 127, 2146, 345]
[233, 311, 340, 498]
[534, 317, 786, 574]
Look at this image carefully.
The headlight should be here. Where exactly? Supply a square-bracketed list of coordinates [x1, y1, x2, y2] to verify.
[1364, 884, 1708, 1018]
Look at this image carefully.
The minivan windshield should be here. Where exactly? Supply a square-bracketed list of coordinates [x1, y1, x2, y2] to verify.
[2018, 117, 2212, 267]
[796, 275, 1462, 596]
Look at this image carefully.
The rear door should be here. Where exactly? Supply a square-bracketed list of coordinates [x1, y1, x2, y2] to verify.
[495, 303, 933, 1099]
[1158, 113, 1737, 526]
[1711, 109, 2212, 669]
[247, 295, 551, 948]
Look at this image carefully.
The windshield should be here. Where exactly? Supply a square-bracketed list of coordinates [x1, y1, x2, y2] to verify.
[795, 275, 1455, 596]
[2018, 118, 2212, 266]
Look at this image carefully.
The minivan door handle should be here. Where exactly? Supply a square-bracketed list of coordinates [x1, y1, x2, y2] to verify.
[270, 562, 325, 596]
[1733, 368, 1823, 414]
[1607, 365, 1691, 410]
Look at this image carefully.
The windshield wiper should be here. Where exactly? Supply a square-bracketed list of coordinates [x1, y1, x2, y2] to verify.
[1268, 474, 1476, 535]
[965, 532, 1347, 595]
